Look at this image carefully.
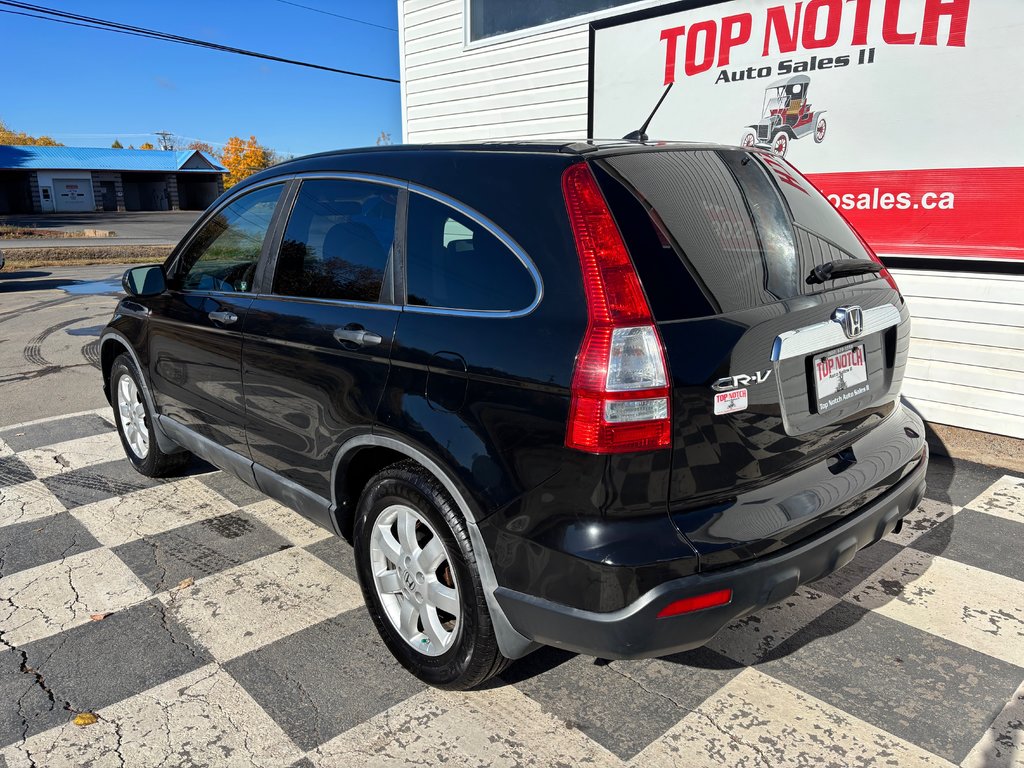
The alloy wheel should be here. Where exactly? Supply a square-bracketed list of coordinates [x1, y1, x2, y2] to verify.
[369, 503, 460, 657]
[117, 373, 149, 459]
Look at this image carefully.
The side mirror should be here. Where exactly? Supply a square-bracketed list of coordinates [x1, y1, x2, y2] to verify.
[122, 264, 166, 297]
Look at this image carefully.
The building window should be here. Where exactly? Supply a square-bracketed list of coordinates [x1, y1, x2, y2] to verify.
[468, 0, 641, 42]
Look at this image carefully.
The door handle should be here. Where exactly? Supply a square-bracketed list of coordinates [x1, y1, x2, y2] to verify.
[333, 327, 383, 347]
[208, 310, 238, 325]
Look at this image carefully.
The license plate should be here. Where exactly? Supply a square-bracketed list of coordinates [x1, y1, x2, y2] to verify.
[813, 343, 869, 412]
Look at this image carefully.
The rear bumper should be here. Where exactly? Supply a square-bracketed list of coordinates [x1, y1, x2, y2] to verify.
[494, 444, 927, 660]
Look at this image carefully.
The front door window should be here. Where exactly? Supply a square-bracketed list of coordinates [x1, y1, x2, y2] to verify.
[176, 184, 283, 293]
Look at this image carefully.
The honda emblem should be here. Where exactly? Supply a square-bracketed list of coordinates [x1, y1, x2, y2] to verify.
[833, 306, 864, 339]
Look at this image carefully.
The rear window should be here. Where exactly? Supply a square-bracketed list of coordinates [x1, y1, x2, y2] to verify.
[600, 149, 873, 320]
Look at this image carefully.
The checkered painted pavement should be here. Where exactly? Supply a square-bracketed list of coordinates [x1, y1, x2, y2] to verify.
[0, 408, 1021, 768]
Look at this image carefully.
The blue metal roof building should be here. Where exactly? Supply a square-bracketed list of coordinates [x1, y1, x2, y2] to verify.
[0, 145, 227, 214]
[0, 146, 227, 173]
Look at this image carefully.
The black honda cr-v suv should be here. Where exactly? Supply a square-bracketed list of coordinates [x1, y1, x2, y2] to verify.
[100, 141, 927, 689]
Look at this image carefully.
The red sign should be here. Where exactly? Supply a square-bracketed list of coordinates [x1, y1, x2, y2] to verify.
[808, 167, 1024, 260]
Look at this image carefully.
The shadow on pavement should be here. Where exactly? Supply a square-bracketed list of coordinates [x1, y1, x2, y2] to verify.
[0, 270, 50, 279]
[0, 273, 85, 293]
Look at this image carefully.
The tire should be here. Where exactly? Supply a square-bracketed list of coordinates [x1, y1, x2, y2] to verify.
[353, 460, 510, 689]
[110, 353, 191, 477]
[771, 130, 790, 157]
[814, 116, 827, 143]
[740, 129, 757, 149]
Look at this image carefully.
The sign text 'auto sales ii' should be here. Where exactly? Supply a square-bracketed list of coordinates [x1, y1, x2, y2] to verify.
[660, 0, 970, 83]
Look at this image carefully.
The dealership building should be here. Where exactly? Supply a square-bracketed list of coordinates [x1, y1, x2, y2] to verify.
[397, 0, 1024, 442]
[0, 145, 226, 214]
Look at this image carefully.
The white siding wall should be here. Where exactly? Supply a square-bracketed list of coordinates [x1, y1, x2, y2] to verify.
[398, 2, 1024, 440]
[891, 269, 1024, 440]
[400, 0, 589, 142]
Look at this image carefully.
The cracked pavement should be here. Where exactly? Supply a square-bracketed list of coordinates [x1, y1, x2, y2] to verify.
[0, 265, 1022, 766]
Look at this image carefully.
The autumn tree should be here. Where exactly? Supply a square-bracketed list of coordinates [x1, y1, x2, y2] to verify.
[187, 140, 216, 156]
[111, 139, 123, 148]
[220, 135, 272, 187]
[0, 119, 62, 146]
[139, 142, 155, 150]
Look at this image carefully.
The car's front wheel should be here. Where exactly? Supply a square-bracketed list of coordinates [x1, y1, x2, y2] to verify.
[110, 353, 191, 477]
[353, 461, 510, 689]
[772, 130, 790, 156]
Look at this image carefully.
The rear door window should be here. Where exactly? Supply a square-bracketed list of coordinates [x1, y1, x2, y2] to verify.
[405, 193, 535, 312]
[273, 179, 398, 303]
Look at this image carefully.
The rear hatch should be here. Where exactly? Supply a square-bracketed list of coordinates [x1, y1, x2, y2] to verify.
[593, 147, 912, 567]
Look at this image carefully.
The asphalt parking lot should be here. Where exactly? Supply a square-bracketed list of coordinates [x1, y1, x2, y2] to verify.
[0, 266, 1022, 767]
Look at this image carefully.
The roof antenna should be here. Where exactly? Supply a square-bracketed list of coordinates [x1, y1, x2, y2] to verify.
[622, 82, 673, 142]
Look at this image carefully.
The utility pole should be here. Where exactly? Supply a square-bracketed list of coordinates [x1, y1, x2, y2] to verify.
[154, 131, 176, 151]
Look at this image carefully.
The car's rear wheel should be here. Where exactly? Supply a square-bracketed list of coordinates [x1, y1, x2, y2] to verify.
[353, 460, 510, 689]
[814, 116, 827, 143]
[111, 353, 191, 477]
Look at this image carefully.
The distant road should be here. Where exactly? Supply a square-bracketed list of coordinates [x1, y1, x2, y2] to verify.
[0, 210, 200, 246]
[2, 237, 174, 249]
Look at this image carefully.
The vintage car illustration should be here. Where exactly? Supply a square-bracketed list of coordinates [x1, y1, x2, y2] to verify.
[740, 75, 827, 157]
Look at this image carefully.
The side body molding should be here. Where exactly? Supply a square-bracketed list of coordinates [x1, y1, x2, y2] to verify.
[331, 435, 538, 660]
[157, 415, 336, 533]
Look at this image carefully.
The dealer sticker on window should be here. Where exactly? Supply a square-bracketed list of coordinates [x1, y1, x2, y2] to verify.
[714, 388, 748, 415]
[814, 343, 869, 412]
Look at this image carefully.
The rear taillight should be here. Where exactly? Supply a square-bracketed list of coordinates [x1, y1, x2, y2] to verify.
[562, 162, 671, 454]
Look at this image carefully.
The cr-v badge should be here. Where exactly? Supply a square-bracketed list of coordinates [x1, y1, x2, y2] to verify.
[712, 369, 772, 392]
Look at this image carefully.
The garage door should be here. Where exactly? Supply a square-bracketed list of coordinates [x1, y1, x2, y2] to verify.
[53, 178, 95, 212]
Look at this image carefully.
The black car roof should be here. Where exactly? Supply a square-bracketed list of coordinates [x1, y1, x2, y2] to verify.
[272, 139, 732, 166]
[234, 139, 742, 193]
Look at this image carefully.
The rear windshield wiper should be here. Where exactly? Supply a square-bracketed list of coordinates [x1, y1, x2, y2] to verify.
[806, 258, 882, 285]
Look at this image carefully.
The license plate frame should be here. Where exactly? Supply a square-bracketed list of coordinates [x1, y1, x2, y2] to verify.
[813, 343, 870, 413]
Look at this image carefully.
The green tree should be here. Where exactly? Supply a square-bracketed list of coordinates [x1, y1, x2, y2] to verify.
[111, 139, 123, 149]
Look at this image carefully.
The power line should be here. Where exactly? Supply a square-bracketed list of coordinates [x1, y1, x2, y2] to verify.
[272, 0, 396, 32]
[0, 1, 399, 83]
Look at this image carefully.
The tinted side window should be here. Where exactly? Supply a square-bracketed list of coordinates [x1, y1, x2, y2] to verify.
[273, 179, 397, 302]
[405, 194, 535, 312]
[177, 184, 283, 293]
